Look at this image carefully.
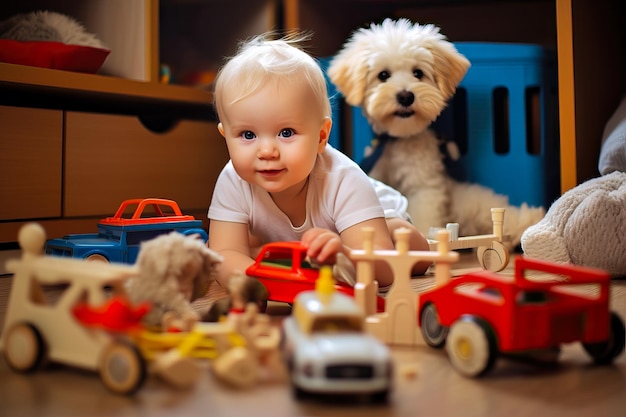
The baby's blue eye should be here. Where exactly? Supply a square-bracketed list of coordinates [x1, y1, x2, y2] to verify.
[242, 131, 256, 140]
[279, 128, 295, 138]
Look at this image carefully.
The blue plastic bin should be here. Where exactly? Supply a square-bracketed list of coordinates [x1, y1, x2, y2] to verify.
[447, 42, 560, 208]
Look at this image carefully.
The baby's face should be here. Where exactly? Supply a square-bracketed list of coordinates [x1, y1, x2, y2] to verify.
[218, 77, 330, 198]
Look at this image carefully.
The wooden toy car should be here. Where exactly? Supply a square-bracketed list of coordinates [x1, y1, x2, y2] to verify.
[281, 267, 393, 401]
[418, 256, 626, 377]
[1, 223, 276, 392]
[45, 198, 207, 263]
[245, 241, 385, 312]
[1, 224, 148, 394]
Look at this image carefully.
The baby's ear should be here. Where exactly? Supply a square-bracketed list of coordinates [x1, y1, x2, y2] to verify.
[318, 117, 332, 151]
[217, 122, 225, 137]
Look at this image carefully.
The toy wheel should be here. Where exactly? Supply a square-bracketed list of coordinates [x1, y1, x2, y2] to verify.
[99, 340, 146, 395]
[447, 316, 497, 377]
[477, 241, 509, 272]
[292, 384, 308, 400]
[86, 254, 109, 263]
[583, 312, 626, 365]
[420, 303, 448, 348]
[3, 323, 46, 373]
[371, 389, 390, 403]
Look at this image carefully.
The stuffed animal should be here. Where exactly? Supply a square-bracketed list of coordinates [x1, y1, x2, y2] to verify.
[327, 18, 544, 247]
[522, 95, 626, 276]
[125, 232, 223, 330]
[521, 171, 625, 275]
[0, 10, 105, 48]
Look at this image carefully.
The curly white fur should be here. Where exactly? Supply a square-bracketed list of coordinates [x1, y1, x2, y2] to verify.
[125, 232, 222, 329]
[0, 10, 105, 48]
[328, 18, 544, 246]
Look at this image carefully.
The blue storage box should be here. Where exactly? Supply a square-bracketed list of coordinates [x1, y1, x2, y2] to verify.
[318, 56, 375, 155]
[445, 42, 560, 208]
[321, 42, 560, 208]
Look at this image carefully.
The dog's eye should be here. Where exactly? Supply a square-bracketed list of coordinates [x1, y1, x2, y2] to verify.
[413, 69, 424, 80]
[377, 70, 391, 82]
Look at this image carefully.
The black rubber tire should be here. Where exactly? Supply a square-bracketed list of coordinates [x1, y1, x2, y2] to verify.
[583, 312, 626, 365]
[420, 303, 448, 349]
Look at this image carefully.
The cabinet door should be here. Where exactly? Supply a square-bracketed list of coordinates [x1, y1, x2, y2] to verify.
[0, 106, 63, 220]
[64, 111, 229, 217]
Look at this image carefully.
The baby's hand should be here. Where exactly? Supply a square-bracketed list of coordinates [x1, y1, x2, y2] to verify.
[301, 228, 343, 265]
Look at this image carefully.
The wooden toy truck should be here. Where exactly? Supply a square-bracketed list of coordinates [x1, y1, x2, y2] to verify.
[418, 256, 625, 377]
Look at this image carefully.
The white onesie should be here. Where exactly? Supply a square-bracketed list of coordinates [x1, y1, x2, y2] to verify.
[208, 145, 410, 243]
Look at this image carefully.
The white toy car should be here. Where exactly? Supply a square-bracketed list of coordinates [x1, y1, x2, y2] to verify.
[281, 267, 393, 401]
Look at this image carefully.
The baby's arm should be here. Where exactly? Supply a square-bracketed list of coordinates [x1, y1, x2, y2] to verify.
[385, 217, 431, 275]
[302, 217, 396, 288]
[208, 219, 255, 287]
[300, 228, 345, 265]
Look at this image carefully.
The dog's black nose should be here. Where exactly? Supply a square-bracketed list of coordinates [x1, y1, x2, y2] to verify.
[396, 90, 415, 107]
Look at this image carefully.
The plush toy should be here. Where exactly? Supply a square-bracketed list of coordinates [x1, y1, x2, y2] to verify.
[521, 172, 625, 275]
[0, 10, 109, 73]
[125, 232, 223, 330]
[522, 96, 626, 276]
[0, 10, 105, 48]
[327, 18, 545, 247]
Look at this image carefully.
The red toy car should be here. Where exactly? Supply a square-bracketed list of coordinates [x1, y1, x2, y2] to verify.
[246, 242, 385, 312]
[418, 256, 625, 377]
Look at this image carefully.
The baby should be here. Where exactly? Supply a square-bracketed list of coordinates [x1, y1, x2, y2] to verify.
[208, 33, 430, 289]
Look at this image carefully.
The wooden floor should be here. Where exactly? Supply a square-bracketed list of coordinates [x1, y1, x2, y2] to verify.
[1, 251, 625, 417]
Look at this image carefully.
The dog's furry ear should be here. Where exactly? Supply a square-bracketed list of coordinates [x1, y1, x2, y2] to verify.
[428, 41, 470, 99]
[327, 35, 371, 106]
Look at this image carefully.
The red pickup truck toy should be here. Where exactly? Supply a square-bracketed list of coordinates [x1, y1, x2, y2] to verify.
[418, 256, 625, 377]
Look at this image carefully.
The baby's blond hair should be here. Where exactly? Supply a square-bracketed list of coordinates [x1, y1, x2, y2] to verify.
[214, 33, 331, 122]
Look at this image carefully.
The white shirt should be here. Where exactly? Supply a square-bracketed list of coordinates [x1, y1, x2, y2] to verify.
[208, 145, 409, 243]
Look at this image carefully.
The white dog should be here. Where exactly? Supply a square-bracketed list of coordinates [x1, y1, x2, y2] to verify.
[328, 18, 544, 246]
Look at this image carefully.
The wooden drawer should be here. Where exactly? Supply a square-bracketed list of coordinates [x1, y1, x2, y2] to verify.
[0, 106, 63, 220]
[64, 111, 229, 217]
